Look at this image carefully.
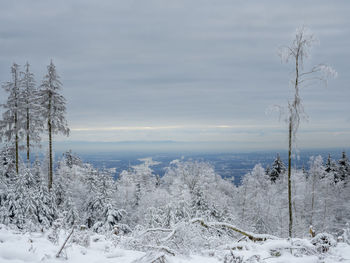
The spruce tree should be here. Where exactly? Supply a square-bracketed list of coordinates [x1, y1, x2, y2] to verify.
[0, 63, 23, 174]
[20, 62, 43, 165]
[38, 61, 69, 189]
[269, 153, 286, 182]
[337, 151, 350, 182]
[325, 154, 338, 180]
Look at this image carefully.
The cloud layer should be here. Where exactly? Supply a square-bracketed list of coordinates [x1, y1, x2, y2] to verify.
[1, 0, 349, 150]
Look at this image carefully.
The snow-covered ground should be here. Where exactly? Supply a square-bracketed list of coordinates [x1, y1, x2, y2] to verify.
[1, 225, 350, 263]
[0, 225, 219, 263]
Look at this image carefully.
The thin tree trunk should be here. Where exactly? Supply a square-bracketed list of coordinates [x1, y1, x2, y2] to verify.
[310, 172, 316, 226]
[15, 120, 19, 174]
[56, 227, 74, 258]
[287, 45, 300, 238]
[322, 182, 329, 231]
[48, 120, 52, 190]
[26, 107, 30, 165]
[241, 183, 247, 223]
[288, 116, 293, 237]
[14, 70, 19, 175]
[48, 93, 53, 190]
[25, 63, 31, 166]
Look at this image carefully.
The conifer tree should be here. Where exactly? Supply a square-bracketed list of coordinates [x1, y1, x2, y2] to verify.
[20, 62, 43, 165]
[38, 61, 69, 189]
[325, 154, 338, 180]
[82, 168, 124, 232]
[337, 151, 350, 182]
[0, 145, 16, 180]
[269, 153, 286, 182]
[0, 63, 22, 174]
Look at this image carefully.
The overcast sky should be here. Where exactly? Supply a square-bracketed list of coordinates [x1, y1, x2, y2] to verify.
[1, 0, 349, 151]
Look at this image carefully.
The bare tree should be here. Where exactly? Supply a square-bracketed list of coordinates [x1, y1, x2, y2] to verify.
[278, 26, 336, 237]
[38, 61, 69, 190]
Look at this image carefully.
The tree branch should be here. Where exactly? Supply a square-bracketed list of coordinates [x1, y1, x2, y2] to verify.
[190, 218, 277, 242]
[141, 219, 277, 243]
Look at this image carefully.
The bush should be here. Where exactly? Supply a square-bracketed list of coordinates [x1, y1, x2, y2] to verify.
[311, 233, 336, 253]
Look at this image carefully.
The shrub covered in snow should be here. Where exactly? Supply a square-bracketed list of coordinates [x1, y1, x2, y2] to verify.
[311, 233, 337, 253]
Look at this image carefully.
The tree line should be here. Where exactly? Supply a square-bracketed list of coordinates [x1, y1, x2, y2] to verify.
[0, 61, 69, 189]
[266, 152, 350, 184]
[0, 151, 349, 253]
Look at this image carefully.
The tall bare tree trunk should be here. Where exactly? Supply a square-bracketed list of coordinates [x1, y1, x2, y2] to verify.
[287, 47, 300, 238]
[26, 107, 30, 165]
[279, 26, 335, 239]
[288, 116, 293, 237]
[14, 71, 19, 175]
[48, 119, 52, 190]
[48, 93, 53, 190]
[15, 113, 19, 174]
[322, 181, 329, 230]
[310, 171, 316, 227]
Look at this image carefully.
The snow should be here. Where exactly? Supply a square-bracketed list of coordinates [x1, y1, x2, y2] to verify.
[0, 225, 215, 263]
[1, 225, 350, 263]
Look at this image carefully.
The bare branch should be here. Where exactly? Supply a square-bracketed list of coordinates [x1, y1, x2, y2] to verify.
[190, 218, 277, 242]
[141, 228, 173, 235]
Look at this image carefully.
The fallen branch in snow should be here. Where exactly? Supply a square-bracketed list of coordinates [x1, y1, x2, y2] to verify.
[140, 227, 177, 243]
[141, 219, 276, 244]
[132, 251, 172, 263]
[190, 218, 277, 242]
[141, 228, 173, 235]
[56, 227, 75, 258]
[142, 245, 176, 256]
[160, 229, 176, 243]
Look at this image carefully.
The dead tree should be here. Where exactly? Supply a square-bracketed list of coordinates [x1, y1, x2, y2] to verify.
[278, 26, 336, 237]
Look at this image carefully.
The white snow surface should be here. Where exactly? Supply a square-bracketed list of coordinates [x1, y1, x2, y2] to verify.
[1, 224, 350, 263]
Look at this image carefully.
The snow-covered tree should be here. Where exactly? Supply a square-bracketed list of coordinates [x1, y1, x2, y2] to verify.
[307, 156, 326, 227]
[79, 166, 125, 233]
[0, 164, 55, 230]
[116, 158, 162, 225]
[325, 154, 338, 180]
[238, 164, 283, 235]
[337, 151, 350, 182]
[268, 153, 286, 182]
[0, 145, 16, 180]
[61, 150, 83, 168]
[37, 61, 69, 189]
[278, 26, 337, 237]
[0, 63, 23, 174]
[19, 62, 43, 165]
[163, 160, 233, 223]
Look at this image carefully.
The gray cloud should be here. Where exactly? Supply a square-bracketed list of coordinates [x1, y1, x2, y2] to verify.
[0, 0, 349, 150]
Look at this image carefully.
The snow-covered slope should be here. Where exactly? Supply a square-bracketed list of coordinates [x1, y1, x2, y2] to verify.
[1, 225, 350, 263]
[0, 225, 218, 263]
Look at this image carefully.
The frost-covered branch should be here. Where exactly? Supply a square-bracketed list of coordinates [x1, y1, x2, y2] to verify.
[141, 218, 277, 243]
[142, 245, 176, 256]
[141, 228, 173, 235]
[190, 218, 277, 242]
